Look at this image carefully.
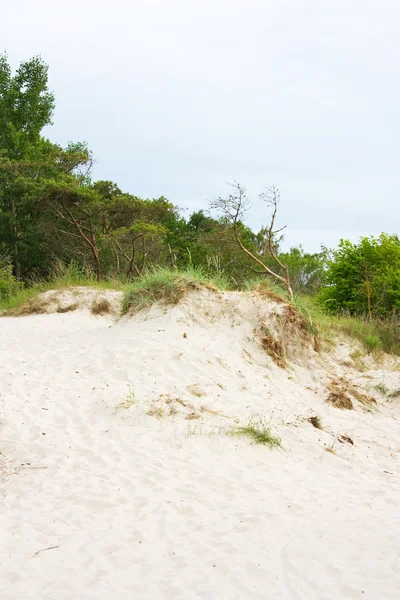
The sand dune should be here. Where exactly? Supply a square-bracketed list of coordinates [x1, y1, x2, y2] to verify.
[1, 289, 400, 599]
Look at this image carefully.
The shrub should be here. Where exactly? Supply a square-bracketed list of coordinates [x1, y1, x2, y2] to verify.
[364, 334, 383, 353]
[318, 234, 400, 318]
[0, 259, 23, 301]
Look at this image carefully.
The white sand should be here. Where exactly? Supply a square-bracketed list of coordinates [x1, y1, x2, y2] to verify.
[1, 289, 400, 599]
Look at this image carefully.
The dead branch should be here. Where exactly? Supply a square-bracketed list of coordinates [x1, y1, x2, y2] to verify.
[212, 182, 293, 300]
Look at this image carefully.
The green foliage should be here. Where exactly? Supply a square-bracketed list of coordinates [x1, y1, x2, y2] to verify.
[0, 53, 90, 279]
[0, 282, 46, 313]
[1, 53, 400, 360]
[318, 235, 400, 318]
[374, 382, 388, 396]
[0, 256, 23, 300]
[0, 52, 55, 159]
[364, 334, 383, 352]
[122, 266, 228, 314]
[275, 246, 328, 295]
[0, 261, 122, 313]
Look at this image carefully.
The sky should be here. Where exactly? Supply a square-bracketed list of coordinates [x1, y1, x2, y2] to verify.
[2, 0, 399, 251]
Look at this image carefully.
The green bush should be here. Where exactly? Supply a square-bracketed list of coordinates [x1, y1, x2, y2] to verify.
[0, 261, 23, 301]
[318, 234, 400, 318]
[364, 334, 383, 353]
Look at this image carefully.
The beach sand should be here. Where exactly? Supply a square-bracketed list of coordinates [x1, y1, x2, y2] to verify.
[1, 289, 400, 599]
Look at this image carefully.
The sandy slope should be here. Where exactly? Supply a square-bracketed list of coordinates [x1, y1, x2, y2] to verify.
[1, 289, 400, 599]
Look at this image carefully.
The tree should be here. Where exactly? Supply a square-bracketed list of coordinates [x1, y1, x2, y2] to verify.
[43, 175, 103, 280]
[318, 234, 400, 318]
[211, 182, 293, 299]
[275, 246, 329, 296]
[0, 139, 92, 278]
[0, 53, 55, 278]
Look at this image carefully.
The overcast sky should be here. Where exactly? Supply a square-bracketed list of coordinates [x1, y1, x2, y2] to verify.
[3, 0, 399, 251]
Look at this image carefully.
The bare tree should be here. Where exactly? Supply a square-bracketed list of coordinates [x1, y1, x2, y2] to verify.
[211, 182, 293, 300]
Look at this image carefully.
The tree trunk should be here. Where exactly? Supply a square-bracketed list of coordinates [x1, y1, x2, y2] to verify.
[365, 279, 372, 321]
[88, 217, 101, 281]
[10, 197, 21, 279]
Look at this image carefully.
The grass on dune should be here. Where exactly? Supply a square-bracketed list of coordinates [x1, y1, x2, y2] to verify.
[298, 302, 400, 355]
[245, 278, 290, 304]
[247, 278, 400, 356]
[232, 417, 282, 449]
[331, 315, 400, 355]
[0, 262, 123, 314]
[2, 262, 400, 357]
[121, 267, 229, 314]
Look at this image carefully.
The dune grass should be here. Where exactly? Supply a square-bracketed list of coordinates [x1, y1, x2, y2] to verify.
[308, 415, 323, 430]
[232, 417, 282, 449]
[2, 263, 399, 358]
[0, 263, 123, 315]
[245, 278, 289, 304]
[121, 266, 229, 314]
[247, 278, 400, 356]
[331, 315, 400, 355]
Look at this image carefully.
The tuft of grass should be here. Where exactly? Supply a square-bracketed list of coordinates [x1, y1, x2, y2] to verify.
[388, 389, 400, 400]
[326, 390, 354, 410]
[118, 384, 137, 409]
[147, 406, 166, 418]
[121, 266, 228, 314]
[326, 442, 336, 455]
[0, 284, 48, 314]
[91, 298, 111, 316]
[332, 315, 399, 355]
[50, 261, 124, 291]
[232, 417, 281, 449]
[245, 278, 288, 304]
[56, 303, 79, 313]
[308, 415, 323, 430]
[374, 382, 389, 396]
[0, 262, 122, 316]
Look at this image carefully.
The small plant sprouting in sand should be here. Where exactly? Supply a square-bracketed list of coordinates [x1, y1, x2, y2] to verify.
[308, 415, 323, 430]
[187, 422, 202, 436]
[374, 382, 388, 396]
[326, 442, 336, 455]
[388, 389, 400, 400]
[118, 384, 137, 409]
[232, 417, 281, 449]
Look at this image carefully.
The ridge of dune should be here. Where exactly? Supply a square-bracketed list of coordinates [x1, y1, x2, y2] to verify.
[1, 287, 400, 599]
